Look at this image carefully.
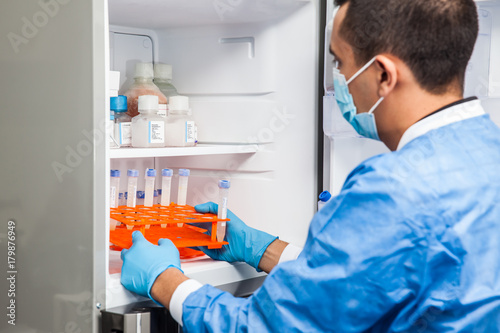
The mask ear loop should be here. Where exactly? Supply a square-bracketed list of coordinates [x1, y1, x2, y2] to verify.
[368, 97, 385, 114]
[346, 57, 377, 85]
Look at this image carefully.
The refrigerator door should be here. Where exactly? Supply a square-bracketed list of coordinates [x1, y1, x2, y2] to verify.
[0, 1, 107, 332]
[322, 0, 500, 196]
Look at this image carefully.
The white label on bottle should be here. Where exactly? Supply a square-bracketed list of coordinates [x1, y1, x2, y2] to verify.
[110, 186, 117, 208]
[149, 121, 165, 144]
[119, 123, 132, 145]
[158, 104, 167, 117]
[186, 121, 195, 143]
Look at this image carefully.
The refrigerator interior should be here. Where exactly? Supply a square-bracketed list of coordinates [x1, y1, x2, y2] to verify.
[104, 0, 321, 309]
[323, 0, 500, 195]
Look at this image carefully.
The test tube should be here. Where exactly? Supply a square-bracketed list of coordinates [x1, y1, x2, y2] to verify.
[177, 168, 190, 227]
[136, 191, 145, 206]
[154, 190, 159, 205]
[161, 169, 173, 228]
[217, 180, 230, 242]
[126, 169, 138, 208]
[177, 169, 190, 205]
[110, 170, 121, 208]
[161, 169, 173, 206]
[118, 192, 125, 207]
[144, 168, 156, 207]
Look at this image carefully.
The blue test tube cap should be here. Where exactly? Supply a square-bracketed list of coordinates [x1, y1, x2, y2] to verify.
[162, 168, 173, 177]
[146, 168, 156, 177]
[137, 191, 145, 199]
[218, 180, 231, 189]
[154, 190, 159, 197]
[110, 95, 127, 112]
[179, 169, 190, 177]
[128, 169, 139, 177]
[319, 190, 332, 202]
[110, 170, 121, 177]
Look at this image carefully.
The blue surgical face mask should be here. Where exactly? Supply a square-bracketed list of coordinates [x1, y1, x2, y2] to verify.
[333, 57, 385, 140]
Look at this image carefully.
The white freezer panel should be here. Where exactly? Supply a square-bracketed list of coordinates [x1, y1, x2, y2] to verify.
[157, 24, 277, 95]
[327, 137, 390, 196]
[108, 0, 310, 29]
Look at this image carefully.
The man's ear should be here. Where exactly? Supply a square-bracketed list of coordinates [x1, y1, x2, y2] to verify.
[374, 55, 397, 98]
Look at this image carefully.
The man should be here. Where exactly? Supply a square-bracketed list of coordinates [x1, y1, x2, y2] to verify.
[121, 0, 500, 331]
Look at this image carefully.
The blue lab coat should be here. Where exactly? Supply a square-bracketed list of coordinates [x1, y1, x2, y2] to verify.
[182, 114, 500, 332]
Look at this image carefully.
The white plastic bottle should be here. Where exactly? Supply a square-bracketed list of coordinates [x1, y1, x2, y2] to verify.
[165, 96, 196, 147]
[144, 169, 156, 207]
[109, 112, 119, 148]
[112, 96, 132, 147]
[123, 62, 168, 118]
[126, 169, 139, 208]
[217, 180, 230, 242]
[110, 170, 121, 208]
[153, 64, 179, 105]
[131, 95, 165, 148]
[317, 191, 332, 211]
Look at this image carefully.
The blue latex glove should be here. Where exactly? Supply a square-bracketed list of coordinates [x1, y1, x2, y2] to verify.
[194, 202, 278, 270]
[120, 231, 182, 299]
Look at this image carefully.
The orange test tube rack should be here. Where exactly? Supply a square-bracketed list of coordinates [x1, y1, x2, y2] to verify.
[109, 204, 229, 258]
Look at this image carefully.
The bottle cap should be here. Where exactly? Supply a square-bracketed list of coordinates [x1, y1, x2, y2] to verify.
[137, 191, 145, 199]
[218, 180, 231, 189]
[146, 168, 156, 177]
[110, 170, 121, 177]
[154, 64, 173, 80]
[128, 169, 139, 177]
[169, 96, 189, 111]
[138, 95, 159, 111]
[154, 190, 159, 197]
[134, 62, 154, 79]
[319, 190, 332, 202]
[179, 169, 190, 177]
[162, 168, 173, 177]
[111, 96, 127, 112]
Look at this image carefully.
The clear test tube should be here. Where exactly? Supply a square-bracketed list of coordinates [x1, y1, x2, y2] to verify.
[154, 190, 159, 205]
[126, 169, 138, 208]
[177, 168, 190, 227]
[136, 191, 145, 206]
[217, 180, 230, 242]
[177, 169, 190, 205]
[119, 192, 125, 207]
[144, 168, 156, 207]
[161, 169, 173, 206]
[161, 169, 173, 228]
[110, 170, 121, 208]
